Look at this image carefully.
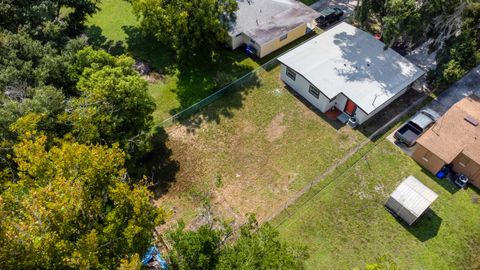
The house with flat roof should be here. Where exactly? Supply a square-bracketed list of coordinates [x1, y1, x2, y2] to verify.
[412, 95, 480, 188]
[229, 0, 319, 58]
[277, 22, 425, 126]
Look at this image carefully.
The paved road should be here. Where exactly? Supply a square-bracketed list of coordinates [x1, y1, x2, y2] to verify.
[424, 65, 480, 115]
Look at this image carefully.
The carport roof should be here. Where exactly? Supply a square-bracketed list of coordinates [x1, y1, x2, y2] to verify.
[277, 22, 425, 114]
[389, 176, 438, 218]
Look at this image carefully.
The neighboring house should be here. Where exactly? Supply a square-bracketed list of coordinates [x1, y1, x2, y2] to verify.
[385, 176, 438, 226]
[228, 0, 319, 58]
[277, 22, 425, 125]
[412, 95, 480, 188]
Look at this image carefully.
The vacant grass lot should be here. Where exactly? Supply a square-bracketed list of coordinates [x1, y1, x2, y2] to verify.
[155, 66, 367, 229]
[273, 140, 480, 269]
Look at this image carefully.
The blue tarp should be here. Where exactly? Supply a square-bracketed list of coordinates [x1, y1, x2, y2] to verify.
[141, 246, 168, 269]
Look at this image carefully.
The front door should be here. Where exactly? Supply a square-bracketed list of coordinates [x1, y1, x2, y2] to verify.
[344, 99, 357, 116]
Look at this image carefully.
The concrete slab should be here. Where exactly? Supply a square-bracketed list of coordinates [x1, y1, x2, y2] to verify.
[423, 65, 480, 116]
[309, 0, 357, 15]
[386, 130, 416, 156]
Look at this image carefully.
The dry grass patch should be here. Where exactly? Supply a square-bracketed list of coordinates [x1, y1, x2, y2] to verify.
[155, 66, 367, 230]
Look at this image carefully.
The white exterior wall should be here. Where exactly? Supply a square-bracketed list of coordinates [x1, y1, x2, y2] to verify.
[354, 85, 411, 124]
[280, 65, 330, 112]
[230, 33, 247, 50]
[333, 93, 348, 112]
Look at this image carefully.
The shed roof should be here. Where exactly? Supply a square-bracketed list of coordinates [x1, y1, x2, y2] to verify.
[416, 95, 480, 164]
[389, 176, 438, 218]
[277, 22, 425, 114]
[230, 0, 319, 45]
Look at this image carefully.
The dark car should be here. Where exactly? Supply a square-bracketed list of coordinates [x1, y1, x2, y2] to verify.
[316, 7, 344, 27]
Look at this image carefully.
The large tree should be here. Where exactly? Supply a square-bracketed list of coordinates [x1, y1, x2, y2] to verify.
[167, 216, 308, 270]
[130, 0, 238, 60]
[0, 114, 165, 269]
[66, 47, 156, 156]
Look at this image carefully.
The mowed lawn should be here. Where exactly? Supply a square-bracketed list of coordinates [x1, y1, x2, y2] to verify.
[87, 0, 319, 123]
[273, 140, 480, 269]
[156, 66, 366, 229]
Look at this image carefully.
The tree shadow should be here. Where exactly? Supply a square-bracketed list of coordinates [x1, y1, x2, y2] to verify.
[131, 127, 180, 198]
[122, 25, 177, 74]
[402, 209, 442, 242]
[175, 69, 262, 133]
[84, 25, 127, 55]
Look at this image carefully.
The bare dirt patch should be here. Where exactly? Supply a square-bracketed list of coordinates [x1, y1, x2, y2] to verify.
[266, 112, 286, 142]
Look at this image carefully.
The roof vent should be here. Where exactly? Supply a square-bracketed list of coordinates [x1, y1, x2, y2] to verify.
[464, 115, 479, 126]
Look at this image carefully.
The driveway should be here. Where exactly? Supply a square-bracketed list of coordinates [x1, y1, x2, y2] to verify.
[310, 0, 358, 16]
[424, 65, 480, 116]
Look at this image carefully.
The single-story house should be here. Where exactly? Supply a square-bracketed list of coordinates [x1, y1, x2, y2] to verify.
[228, 0, 319, 58]
[412, 95, 480, 188]
[277, 22, 425, 125]
[385, 176, 438, 226]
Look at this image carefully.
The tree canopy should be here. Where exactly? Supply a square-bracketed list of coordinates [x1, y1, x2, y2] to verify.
[130, 0, 238, 60]
[0, 114, 165, 269]
[167, 216, 308, 270]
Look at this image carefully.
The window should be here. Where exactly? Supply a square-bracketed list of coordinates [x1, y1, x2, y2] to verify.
[235, 33, 242, 37]
[250, 38, 256, 44]
[309, 85, 320, 98]
[286, 68, 296, 81]
[422, 151, 433, 162]
[280, 33, 288, 41]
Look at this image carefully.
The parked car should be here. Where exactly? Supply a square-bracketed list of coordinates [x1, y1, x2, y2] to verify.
[394, 109, 441, 147]
[316, 7, 344, 27]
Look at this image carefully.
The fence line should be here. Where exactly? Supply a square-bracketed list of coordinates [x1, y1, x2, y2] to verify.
[160, 32, 321, 127]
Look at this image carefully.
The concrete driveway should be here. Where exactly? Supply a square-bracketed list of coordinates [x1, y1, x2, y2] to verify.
[388, 65, 480, 155]
[309, 0, 358, 16]
[424, 65, 480, 116]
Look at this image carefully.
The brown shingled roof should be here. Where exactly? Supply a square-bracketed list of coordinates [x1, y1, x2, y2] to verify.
[416, 95, 480, 164]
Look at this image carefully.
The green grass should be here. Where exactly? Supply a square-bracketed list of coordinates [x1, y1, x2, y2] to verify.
[156, 66, 367, 229]
[86, 0, 320, 123]
[273, 140, 480, 269]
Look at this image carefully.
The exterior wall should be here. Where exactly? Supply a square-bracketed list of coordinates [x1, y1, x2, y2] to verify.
[452, 153, 480, 188]
[258, 23, 308, 58]
[411, 144, 446, 175]
[333, 93, 348, 112]
[230, 33, 247, 50]
[354, 85, 411, 125]
[280, 64, 331, 112]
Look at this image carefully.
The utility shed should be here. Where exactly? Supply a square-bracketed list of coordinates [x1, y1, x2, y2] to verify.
[386, 176, 438, 226]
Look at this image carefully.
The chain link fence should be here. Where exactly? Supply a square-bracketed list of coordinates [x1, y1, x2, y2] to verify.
[160, 58, 280, 127]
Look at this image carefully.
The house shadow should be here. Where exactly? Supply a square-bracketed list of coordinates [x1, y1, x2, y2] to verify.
[284, 84, 345, 130]
[402, 209, 442, 242]
[358, 88, 427, 140]
[129, 127, 180, 198]
[420, 168, 460, 195]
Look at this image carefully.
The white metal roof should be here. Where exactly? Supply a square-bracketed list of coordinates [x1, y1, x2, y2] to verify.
[277, 22, 425, 114]
[230, 0, 318, 45]
[389, 176, 438, 218]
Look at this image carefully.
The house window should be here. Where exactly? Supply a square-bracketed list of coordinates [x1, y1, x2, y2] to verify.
[250, 38, 256, 44]
[422, 152, 433, 162]
[286, 68, 296, 81]
[235, 33, 242, 37]
[308, 85, 320, 98]
[280, 33, 288, 41]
